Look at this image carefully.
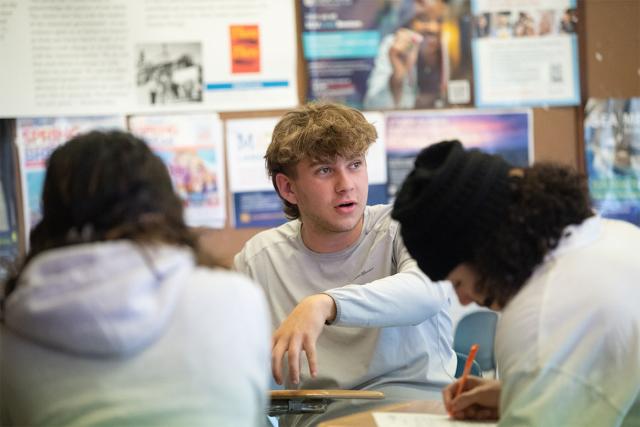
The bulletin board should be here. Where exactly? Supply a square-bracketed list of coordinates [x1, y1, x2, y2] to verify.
[203, 0, 640, 268]
[3, 0, 639, 268]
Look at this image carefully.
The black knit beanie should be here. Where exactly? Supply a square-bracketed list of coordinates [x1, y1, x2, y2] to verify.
[391, 140, 513, 281]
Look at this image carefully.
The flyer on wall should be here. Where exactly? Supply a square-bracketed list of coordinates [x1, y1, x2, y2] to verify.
[584, 98, 640, 226]
[129, 113, 227, 228]
[0, 125, 20, 283]
[0, 0, 297, 117]
[16, 116, 127, 244]
[225, 114, 388, 229]
[385, 108, 532, 199]
[302, 0, 473, 110]
[471, 0, 580, 107]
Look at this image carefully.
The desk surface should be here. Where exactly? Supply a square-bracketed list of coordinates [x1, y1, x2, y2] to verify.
[317, 400, 446, 427]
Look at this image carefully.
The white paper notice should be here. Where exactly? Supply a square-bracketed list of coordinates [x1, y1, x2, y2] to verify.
[225, 117, 284, 228]
[373, 412, 497, 427]
[0, 0, 298, 116]
[471, 0, 579, 107]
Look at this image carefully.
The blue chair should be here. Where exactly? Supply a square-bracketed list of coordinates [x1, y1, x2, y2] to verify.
[455, 352, 482, 378]
[453, 311, 499, 372]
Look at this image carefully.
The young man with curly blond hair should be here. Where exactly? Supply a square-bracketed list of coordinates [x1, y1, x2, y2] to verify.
[234, 102, 456, 426]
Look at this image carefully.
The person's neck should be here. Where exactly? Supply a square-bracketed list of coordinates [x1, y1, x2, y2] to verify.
[300, 216, 364, 254]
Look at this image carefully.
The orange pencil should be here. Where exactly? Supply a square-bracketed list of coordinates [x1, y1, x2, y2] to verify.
[455, 343, 479, 399]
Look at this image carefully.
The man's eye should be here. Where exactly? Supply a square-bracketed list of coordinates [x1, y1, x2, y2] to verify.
[318, 167, 331, 174]
[351, 161, 362, 169]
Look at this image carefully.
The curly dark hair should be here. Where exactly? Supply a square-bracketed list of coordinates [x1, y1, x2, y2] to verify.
[3, 130, 216, 299]
[472, 163, 593, 307]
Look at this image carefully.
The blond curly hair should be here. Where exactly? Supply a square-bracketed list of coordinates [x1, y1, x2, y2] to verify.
[265, 102, 377, 219]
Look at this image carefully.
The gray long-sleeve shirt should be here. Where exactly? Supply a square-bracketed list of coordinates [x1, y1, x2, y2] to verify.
[234, 204, 456, 392]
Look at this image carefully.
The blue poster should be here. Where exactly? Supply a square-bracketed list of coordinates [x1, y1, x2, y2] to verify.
[303, 0, 473, 110]
[584, 98, 640, 226]
[385, 109, 532, 199]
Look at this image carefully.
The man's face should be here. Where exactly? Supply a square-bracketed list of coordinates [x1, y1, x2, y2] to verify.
[279, 155, 368, 239]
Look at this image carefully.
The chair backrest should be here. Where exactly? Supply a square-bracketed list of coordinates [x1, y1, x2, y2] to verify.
[454, 352, 482, 378]
[453, 310, 499, 371]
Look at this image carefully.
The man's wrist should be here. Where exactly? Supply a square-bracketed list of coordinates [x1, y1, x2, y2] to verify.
[315, 293, 337, 324]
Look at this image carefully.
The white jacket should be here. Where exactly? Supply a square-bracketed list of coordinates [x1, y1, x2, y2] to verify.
[496, 216, 640, 426]
[1, 241, 270, 427]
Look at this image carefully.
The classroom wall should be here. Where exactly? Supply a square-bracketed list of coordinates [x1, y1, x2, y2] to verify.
[6, 1, 637, 268]
[197, 0, 640, 268]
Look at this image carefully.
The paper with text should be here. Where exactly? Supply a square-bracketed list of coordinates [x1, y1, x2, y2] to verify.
[373, 412, 497, 427]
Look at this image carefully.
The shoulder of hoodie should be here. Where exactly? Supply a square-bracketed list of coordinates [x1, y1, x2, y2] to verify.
[188, 264, 267, 307]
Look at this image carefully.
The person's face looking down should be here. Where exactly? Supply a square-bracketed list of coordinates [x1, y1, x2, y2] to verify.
[447, 263, 500, 310]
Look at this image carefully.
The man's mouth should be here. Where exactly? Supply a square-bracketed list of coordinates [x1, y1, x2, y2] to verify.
[335, 201, 357, 213]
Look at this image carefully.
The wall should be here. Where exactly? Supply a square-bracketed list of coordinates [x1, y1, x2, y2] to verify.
[205, 1, 636, 267]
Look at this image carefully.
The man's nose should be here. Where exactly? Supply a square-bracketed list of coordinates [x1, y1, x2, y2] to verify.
[334, 169, 354, 192]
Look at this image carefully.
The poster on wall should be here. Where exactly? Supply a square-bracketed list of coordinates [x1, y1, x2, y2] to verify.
[584, 98, 640, 226]
[129, 113, 226, 228]
[385, 109, 532, 199]
[302, 0, 473, 110]
[0, 0, 297, 117]
[226, 117, 282, 228]
[471, 0, 580, 107]
[226, 114, 389, 228]
[16, 116, 127, 243]
[0, 127, 20, 284]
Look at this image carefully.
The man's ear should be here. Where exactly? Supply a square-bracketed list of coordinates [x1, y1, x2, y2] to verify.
[275, 173, 297, 205]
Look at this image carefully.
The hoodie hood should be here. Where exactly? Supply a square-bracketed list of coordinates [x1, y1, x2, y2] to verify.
[5, 241, 195, 357]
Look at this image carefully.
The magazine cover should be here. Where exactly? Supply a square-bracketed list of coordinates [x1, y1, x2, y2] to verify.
[128, 113, 226, 228]
[302, 0, 473, 110]
[584, 98, 640, 226]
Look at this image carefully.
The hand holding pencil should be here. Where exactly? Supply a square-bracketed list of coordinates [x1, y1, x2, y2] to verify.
[443, 344, 501, 421]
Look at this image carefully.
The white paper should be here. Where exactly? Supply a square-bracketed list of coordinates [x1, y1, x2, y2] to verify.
[129, 113, 227, 228]
[373, 412, 497, 427]
[471, 0, 579, 107]
[226, 117, 280, 195]
[362, 112, 388, 188]
[1, 0, 298, 117]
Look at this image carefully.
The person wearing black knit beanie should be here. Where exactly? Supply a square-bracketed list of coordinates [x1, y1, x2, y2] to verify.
[391, 140, 640, 426]
[392, 140, 512, 283]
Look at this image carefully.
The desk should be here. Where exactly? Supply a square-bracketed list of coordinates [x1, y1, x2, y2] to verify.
[318, 400, 446, 427]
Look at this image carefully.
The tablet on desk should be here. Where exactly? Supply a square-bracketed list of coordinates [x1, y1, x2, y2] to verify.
[269, 389, 385, 416]
[270, 389, 385, 400]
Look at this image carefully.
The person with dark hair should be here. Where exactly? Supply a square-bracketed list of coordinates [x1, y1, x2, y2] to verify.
[1, 130, 270, 426]
[234, 102, 456, 426]
[392, 140, 640, 426]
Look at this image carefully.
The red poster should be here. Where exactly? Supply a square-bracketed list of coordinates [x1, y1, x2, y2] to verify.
[230, 25, 260, 73]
